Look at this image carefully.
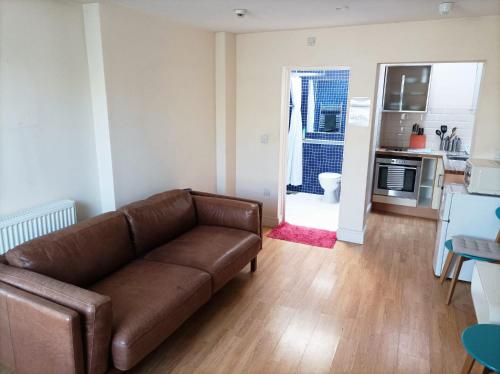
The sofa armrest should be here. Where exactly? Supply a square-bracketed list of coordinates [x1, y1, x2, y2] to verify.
[0, 264, 112, 374]
[0, 282, 85, 374]
[190, 191, 263, 240]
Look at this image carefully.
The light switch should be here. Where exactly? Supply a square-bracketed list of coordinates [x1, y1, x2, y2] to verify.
[307, 37, 316, 47]
[260, 134, 269, 144]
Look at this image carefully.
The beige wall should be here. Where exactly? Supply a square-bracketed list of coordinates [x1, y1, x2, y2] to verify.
[0, 0, 101, 219]
[236, 16, 500, 241]
[99, 3, 217, 207]
[0, 0, 218, 219]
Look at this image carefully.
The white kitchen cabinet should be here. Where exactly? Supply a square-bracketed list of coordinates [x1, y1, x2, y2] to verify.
[427, 63, 482, 111]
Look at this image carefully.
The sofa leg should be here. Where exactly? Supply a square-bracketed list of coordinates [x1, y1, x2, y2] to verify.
[251, 258, 257, 272]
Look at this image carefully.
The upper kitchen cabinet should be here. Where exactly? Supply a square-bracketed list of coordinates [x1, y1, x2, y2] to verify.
[427, 63, 482, 111]
[383, 65, 432, 112]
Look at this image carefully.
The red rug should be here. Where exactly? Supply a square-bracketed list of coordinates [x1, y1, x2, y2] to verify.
[267, 222, 337, 249]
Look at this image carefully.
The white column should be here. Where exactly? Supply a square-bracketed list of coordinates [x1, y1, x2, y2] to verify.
[83, 3, 116, 212]
[215, 32, 236, 195]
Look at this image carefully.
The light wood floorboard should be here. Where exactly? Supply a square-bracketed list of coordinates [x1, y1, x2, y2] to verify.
[0, 212, 481, 373]
[130, 212, 478, 373]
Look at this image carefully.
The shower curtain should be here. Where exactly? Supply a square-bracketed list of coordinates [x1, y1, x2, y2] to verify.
[287, 76, 303, 186]
[306, 79, 315, 133]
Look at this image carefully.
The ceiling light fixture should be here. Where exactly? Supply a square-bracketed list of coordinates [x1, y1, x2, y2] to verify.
[438, 2, 454, 16]
[233, 9, 247, 18]
[335, 5, 349, 11]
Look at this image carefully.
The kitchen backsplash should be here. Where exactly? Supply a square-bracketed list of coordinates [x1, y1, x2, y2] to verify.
[379, 107, 474, 152]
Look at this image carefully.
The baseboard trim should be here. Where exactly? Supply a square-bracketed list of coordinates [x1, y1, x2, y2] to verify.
[263, 215, 280, 228]
[366, 203, 372, 214]
[337, 225, 366, 244]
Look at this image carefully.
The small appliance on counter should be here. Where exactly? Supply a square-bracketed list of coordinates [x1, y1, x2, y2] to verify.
[465, 159, 500, 196]
[433, 184, 500, 281]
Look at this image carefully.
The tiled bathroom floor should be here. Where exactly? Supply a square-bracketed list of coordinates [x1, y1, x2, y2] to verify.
[285, 192, 339, 231]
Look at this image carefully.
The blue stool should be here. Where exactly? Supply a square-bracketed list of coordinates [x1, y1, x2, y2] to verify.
[461, 324, 500, 373]
[440, 207, 500, 305]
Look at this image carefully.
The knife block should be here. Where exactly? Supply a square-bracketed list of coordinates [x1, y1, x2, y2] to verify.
[409, 134, 426, 149]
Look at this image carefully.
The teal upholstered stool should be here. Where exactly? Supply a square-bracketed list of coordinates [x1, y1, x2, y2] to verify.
[440, 240, 498, 305]
[440, 207, 500, 305]
[461, 324, 500, 374]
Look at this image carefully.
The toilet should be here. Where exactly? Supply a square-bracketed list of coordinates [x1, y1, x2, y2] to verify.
[318, 172, 341, 203]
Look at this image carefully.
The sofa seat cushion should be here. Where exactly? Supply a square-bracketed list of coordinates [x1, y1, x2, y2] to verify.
[89, 259, 211, 371]
[144, 225, 261, 292]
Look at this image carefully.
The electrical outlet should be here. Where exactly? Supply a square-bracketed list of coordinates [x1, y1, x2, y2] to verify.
[263, 188, 271, 197]
[260, 134, 269, 144]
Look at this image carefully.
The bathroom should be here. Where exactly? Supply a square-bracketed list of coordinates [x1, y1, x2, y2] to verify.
[286, 68, 349, 231]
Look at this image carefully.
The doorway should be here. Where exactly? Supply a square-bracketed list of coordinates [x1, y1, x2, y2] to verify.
[280, 68, 350, 231]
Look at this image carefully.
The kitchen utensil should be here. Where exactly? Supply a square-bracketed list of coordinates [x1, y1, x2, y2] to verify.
[444, 136, 450, 151]
[456, 137, 462, 152]
[440, 125, 448, 136]
[418, 128, 424, 135]
[436, 129, 443, 149]
[450, 127, 457, 139]
[451, 137, 457, 152]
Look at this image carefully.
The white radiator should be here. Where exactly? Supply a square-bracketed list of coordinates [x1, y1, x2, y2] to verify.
[0, 200, 76, 255]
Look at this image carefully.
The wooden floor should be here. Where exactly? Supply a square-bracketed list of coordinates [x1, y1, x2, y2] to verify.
[130, 212, 478, 374]
[1, 212, 480, 373]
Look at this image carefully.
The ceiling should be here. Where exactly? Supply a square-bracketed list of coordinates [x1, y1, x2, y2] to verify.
[109, 0, 500, 33]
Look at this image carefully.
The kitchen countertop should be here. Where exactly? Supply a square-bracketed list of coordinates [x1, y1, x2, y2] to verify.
[376, 148, 467, 173]
[376, 148, 446, 158]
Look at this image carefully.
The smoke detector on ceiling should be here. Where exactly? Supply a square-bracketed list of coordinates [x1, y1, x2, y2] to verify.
[233, 9, 248, 18]
[438, 2, 454, 16]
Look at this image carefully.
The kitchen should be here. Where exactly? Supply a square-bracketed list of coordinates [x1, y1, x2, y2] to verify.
[369, 61, 500, 283]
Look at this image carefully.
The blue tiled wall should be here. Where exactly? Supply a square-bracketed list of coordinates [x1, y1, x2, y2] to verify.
[288, 69, 349, 195]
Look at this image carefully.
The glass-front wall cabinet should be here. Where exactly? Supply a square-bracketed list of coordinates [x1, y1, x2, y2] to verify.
[383, 65, 432, 112]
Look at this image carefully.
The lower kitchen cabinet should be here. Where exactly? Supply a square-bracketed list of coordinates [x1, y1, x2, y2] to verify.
[417, 157, 445, 209]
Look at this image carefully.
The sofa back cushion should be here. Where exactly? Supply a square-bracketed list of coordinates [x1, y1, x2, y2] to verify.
[5, 212, 134, 287]
[120, 189, 197, 255]
[193, 195, 261, 236]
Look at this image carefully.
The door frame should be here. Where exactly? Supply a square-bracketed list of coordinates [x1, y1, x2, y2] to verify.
[278, 66, 351, 226]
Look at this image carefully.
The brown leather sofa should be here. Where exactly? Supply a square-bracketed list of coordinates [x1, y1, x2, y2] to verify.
[0, 189, 262, 374]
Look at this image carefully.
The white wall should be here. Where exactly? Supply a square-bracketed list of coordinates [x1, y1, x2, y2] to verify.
[236, 16, 500, 242]
[0, 0, 101, 220]
[98, 2, 217, 207]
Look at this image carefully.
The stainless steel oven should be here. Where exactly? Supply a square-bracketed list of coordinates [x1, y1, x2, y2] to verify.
[374, 157, 422, 200]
